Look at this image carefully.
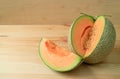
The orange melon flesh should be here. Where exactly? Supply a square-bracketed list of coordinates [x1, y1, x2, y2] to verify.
[39, 38, 82, 72]
[85, 16, 105, 57]
[72, 16, 94, 56]
[71, 16, 105, 58]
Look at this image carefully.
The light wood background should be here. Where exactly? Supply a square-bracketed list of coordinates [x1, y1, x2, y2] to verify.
[0, 25, 120, 79]
[0, 0, 119, 25]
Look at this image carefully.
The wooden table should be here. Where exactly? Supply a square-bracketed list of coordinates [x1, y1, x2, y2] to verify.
[0, 25, 120, 79]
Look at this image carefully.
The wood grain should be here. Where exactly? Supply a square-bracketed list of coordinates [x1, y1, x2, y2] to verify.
[0, 0, 120, 25]
[0, 25, 120, 79]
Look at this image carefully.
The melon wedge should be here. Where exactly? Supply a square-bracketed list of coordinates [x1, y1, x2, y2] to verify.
[69, 15, 116, 64]
[38, 38, 82, 72]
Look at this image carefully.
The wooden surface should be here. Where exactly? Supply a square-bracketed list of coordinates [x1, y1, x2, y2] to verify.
[0, 0, 120, 25]
[0, 25, 120, 79]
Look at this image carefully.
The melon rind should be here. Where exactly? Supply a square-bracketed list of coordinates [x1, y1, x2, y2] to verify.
[38, 38, 83, 72]
[68, 15, 95, 57]
[84, 16, 116, 64]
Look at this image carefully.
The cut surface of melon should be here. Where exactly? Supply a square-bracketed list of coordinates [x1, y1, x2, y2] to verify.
[84, 16, 105, 57]
[39, 38, 82, 72]
[70, 16, 105, 57]
[70, 15, 95, 57]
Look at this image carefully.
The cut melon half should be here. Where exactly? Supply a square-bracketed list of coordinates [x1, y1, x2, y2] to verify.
[38, 38, 82, 72]
[69, 15, 95, 56]
[69, 15, 116, 64]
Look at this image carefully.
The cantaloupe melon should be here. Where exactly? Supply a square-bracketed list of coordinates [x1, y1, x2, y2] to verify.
[38, 14, 116, 72]
[68, 15, 116, 64]
[38, 38, 82, 72]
